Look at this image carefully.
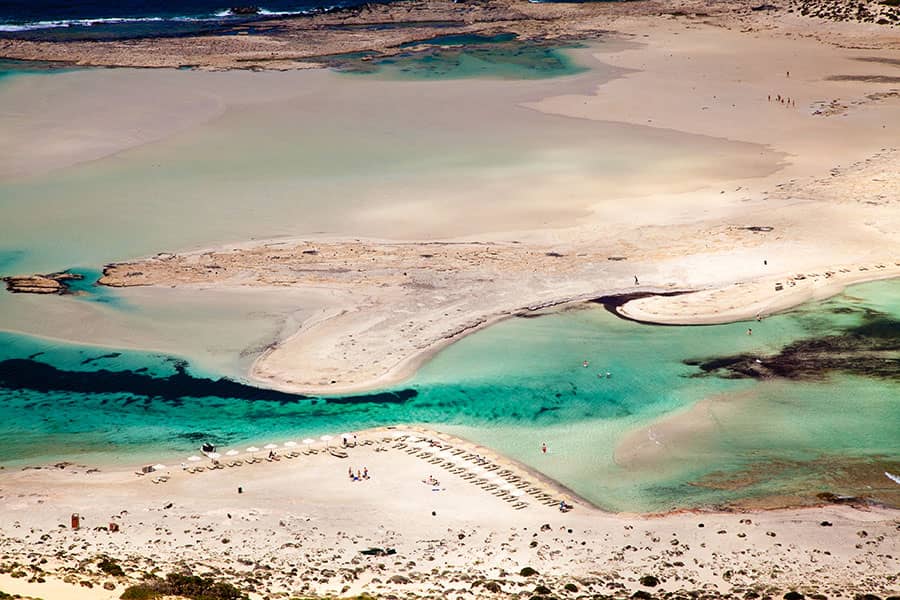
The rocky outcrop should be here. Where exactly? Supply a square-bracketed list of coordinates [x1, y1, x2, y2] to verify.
[2, 271, 83, 295]
[228, 6, 260, 15]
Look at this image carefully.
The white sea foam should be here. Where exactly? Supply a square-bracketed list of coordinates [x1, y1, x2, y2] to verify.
[0, 16, 173, 32]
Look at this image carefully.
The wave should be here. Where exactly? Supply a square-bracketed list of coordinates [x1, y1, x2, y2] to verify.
[0, 7, 323, 33]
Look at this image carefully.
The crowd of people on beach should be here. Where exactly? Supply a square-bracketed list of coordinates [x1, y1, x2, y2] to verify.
[768, 93, 796, 107]
[348, 466, 369, 481]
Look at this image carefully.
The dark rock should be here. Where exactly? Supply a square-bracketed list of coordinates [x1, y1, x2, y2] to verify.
[640, 575, 660, 587]
[520, 567, 538, 577]
[229, 5, 260, 14]
[3, 271, 83, 295]
[784, 592, 805, 600]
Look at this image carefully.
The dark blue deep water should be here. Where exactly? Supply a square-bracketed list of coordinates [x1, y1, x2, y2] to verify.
[0, 0, 369, 39]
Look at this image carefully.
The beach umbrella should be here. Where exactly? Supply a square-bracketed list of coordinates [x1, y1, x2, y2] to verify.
[264, 444, 278, 450]
[470, 466, 485, 474]
[187, 455, 202, 462]
[510, 490, 524, 497]
[152, 464, 167, 471]
[486, 473, 500, 481]
[302, 438, 315, 446]
[246, 446, 260, 453]
[225, 450, 240, 457]
[207, 452, 221, 460]
[284, 441, 298, 449]
[500, 482, 516, 491]
[320, 435, 333, 447]
[392, 431, 407, 439]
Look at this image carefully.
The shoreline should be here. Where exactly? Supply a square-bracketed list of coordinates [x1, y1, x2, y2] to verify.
[1, 424, 897, 600]
[615, 264, 900, 326]
[1, 0, 897, 71]
[4, 11, 898, 396]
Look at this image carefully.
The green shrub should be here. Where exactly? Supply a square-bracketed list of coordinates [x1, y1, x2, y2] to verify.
[120, 571, 247, 600]
[97, 557, 125, 577]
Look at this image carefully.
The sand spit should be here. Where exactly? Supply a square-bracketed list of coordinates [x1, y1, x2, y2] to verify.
[1, 426, 898, 600]
[95, 225, 784, 395]
[617, 261, 900, 325]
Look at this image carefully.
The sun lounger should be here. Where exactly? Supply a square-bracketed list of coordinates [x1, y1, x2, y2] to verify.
[513, 502, 528, 510]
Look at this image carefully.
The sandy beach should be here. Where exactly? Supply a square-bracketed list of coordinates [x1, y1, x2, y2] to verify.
[1, 427, 897, 600]
[42, 10, 890, 394]
[1, 3, 900, 597]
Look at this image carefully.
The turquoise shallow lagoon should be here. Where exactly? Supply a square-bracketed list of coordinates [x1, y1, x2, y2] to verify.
[332, 33, 589, 80]
[1, 280, 897, 512]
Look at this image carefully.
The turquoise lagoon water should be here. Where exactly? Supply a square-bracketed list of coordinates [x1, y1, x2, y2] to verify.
[1, 280, 897, 512]
[332, 33, 589, 80]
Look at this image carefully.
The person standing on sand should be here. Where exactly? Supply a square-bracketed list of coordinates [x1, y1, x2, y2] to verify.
[634, 275, 639, 285]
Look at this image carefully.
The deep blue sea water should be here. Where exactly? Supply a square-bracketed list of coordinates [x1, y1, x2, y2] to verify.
[0, 0, 612, 39]
[0, 0, 368, 39]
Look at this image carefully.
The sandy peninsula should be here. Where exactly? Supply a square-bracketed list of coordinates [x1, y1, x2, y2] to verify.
[1, 427, 898, 600]
[93, 20, 900, 393]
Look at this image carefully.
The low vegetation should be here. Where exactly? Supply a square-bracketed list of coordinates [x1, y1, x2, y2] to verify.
[120, 572, 247, 600]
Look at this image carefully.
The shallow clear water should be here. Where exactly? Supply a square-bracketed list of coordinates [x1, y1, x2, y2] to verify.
[333, 34, 589, 80]
[0, 61, 895, 512]
[1, 280, 896, 512]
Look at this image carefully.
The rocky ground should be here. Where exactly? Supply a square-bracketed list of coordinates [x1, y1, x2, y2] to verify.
[787, 0, 900, 25]
[1, 0, 898, 70]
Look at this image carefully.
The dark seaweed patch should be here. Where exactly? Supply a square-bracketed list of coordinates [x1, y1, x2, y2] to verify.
[325, 389, 417, 404]
[0, 358, 418, 405]
[80, 352, 122, 366]
[685, 314, 900, 381]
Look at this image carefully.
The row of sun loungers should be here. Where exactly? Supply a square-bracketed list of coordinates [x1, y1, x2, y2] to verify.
[388, 435, 569, 511]
[161, 444, 355, 480]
